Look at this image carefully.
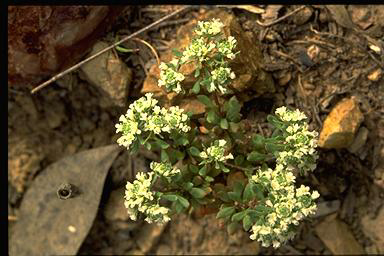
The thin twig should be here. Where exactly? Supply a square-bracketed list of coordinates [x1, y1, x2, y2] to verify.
[31, 6, 190, 94]
[256, 5, 306, 27]
[224, 162, 259, 172]
[132, 37, 160, 65]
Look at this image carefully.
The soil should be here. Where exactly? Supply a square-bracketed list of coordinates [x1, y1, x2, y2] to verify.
[8, 5, 384, 255]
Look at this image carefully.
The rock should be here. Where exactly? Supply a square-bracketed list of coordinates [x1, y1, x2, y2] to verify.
[103, 187, 128, 222]
[142, 9, 275, 104]
[8, 6, 124, 87]
[361, 206, 384, 253]
[136, 223, 167, 254]
[292, 6, 313, 25]
[348, 126, 369, 154]
[318, 97, 364, 149]
[156, 244, 172, 255]
[81, 41, 132, 107]
[313, 200, 340, 218]
[348, 5, 374, 30]
[178, 98, 206, 115]
[241, 241, 260, 255]
[367, 68, 382, 81]
[315, 214, 365, 255]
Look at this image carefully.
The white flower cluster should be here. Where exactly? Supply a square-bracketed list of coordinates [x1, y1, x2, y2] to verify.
[181, 37, 216, 63]
[217, 36, 237, 60]
[250, 164, 320, 247]
[115, 93, 191, 149]
[150, 161, 180, 177]
[208, 66, 236, 94]
[158, 61, 185, 93]
[200, 139, 234, 166]
[195, 18, 224, 36]
[124, 172, 171, 224]
[274, 107, 319, 173]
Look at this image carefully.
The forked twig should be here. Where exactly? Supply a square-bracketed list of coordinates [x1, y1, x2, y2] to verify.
[31, 6, 190, 94]
[256, 5, 306, 27]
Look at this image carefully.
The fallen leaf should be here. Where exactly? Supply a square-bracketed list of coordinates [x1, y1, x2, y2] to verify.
[325, 5, 356, 30]
[10, 145, 121, 256]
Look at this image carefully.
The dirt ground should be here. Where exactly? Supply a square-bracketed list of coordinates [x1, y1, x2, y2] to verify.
[8, 5, 384, 255]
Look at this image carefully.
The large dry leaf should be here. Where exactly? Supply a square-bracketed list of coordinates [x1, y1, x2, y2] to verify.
[9, 145, 121, 256]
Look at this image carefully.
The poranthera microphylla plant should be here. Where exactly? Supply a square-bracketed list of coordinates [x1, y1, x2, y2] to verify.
[115, 18, 320, 248]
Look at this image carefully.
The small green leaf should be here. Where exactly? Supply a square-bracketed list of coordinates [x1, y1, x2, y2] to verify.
[243, 183, 255, 202]
[115, 45, 134, 53]
[192, 176, 204, 186]
[216, 206, 235, 219]
[189, 187, 207, 199]
[252, 134, 265, 151]
[228, 191, 241, 202]
[176, 136, 189, 146]
[265, 143, 285, 153]
[197, 95, 215, 109]
[182, 182, 194, 191]
[226, 96, 241, 122]
[227, 222, 240, 235]
[199, 165, 208, 176]
[231, 210, 247, 222]
[174, 201, 184, 213]
[161, 150, 169, 162]
[247, 151, 267, 162]
[207, 110, 220, 124]
[220, 118, 229, 129]
[162, 194, 178, 202]
[267, 114, 285, 129]
[145, 142, 152, 150]
[217, 191, 230, 202]
[243, 215, 252, 231]
[155, 138, 169, 149]
[234, 155, 245, 166]
[172, 48, 183, 57]
[204, 176, 214, 183]
[191, 79, 201, 94]
[188, 146, 201, 157]
[194, 68, 200, 78]
[189, 165, 199, 174]
[177, 195, 190, 208]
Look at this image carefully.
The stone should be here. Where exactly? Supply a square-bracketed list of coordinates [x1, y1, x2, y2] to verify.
[81, 41, 132, 107]
[348, 5, 374, 30]
[348, 126, 369, 154]
[313, 200, 340, 218]
[141, 9, 275, 104]
[292, 6, 314, 25]
[315, 214, 365, 255]
[178, 98, 206, 116]
[136, 223, 167, 254]
[103, 187, 129, 222]
[361, 205, 384, 253]
[318, 97, 364, 149]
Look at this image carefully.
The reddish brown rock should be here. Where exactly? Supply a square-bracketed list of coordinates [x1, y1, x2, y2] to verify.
[318, 97, 364, 149]
[8, 6, 124, 88]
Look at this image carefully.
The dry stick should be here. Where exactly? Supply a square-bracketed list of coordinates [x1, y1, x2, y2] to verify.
[132, 37, 161, 65]
[31, 6, 190, 94]
[256, 5, 306, 27]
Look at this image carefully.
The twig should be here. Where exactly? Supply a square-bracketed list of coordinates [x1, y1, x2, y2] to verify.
[256, 5, 306, 27]
[132, 37, 160, 65]
[224, 162, 258, 172]
[31, 6, 190, 94]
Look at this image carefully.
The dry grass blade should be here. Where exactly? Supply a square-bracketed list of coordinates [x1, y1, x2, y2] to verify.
[31, 5, 190, 94]
[133, 37, 160, 66]
[217, 5, 265, 14]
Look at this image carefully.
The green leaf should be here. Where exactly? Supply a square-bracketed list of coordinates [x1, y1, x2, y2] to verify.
[267, 115, 285, 129]
[145, 142, 152, 150]
[176, 136, 189, 146]
[130, 140, 139, 154]
[231, 210, 247, 222]
[228, 191, 241, 202]
[247, 151, 267, 162]
[265, 143, 285, 153]
[188, 146, 201, 157]
[197, 95, 215, 109]
[174, 201, 184, 213]
[216, 206, 235, 219]
[252, 134, 265, 151]
[191, 79, 201, 94]
[182, 182, 194, 191]
[192, 176, 204, 186]
[172, 48, 183, 57]
[234, 155, 245, 166]
[217, 191, 230, 202]
[243, 183, 255, 202]
[194, 68, 200, 78]
[220, 118, 229, 129]
[227, 222, 240, 235]
[199, 165, 208, 176]
[161, 150, 169, 162]
[177, 195, 190, 208]
[189, 187, 207, 199]
[204, 176, 214, 183]
[174, 150, 185, 160]
[189, 165, 199, 174]
[162, 194, 178, 202]
[207, 110, 220, 124]
[115, 45, 134, 53]
[243, 215, 252, 231]
[226, 96, 241, 122]
[155, 138, 169, 149]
